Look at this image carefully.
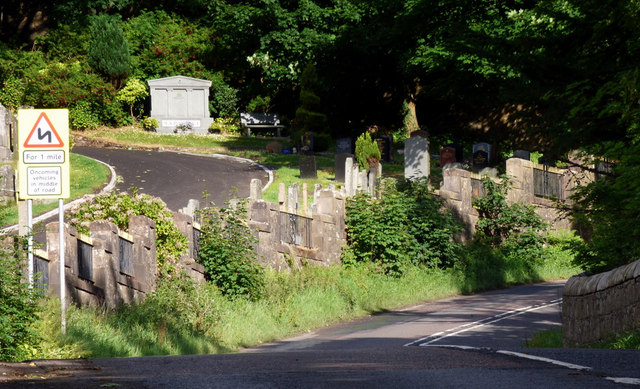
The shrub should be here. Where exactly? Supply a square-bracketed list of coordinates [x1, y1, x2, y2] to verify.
[313, 132, 332, 152]
[197, 198, 264, 300]
[68, 191, 187, 275]
[473, 176, 547, 247]
[140, 117, 159, 131]
[116, 78, 148, 120]
[69, 101, 100, 131]
[0, 236, 41, 361]
[344, 178, 462, 276]
[355, 132, 381, 171]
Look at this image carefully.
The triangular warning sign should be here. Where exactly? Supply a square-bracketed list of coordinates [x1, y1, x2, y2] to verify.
[23, 112, 65, 148]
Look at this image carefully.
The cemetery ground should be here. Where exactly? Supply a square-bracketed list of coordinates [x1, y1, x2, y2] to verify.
[2, 126, 636, 367]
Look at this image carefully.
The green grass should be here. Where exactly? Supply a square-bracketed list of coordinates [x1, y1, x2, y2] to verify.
[526, 329, 563, 348]
[0, 153, 109, 228]
[78, 127, 282, 151]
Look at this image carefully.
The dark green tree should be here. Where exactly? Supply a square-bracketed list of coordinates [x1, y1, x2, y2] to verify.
[294, 63, 330, 149]
[88, 14, 130, 86]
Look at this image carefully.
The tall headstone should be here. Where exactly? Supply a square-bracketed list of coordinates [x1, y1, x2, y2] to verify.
[404, 135, 430, 180]
[299, 155, 317, 179]
[472, 142, 491, 171]
[147, 76, 214, 134]
[374, 135, 393, 162]
[446, 143, 464, 164]
[440, 146, 457, 167]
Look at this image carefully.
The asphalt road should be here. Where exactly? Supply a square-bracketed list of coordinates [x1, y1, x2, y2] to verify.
[2, 281, 639, 388]
[73, 146, 270, 211]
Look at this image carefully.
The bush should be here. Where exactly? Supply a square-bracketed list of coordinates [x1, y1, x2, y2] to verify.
[197, 198, 264, 300]
[0, 236, 41, 361]
[69, 101, 100, 130]
[68, 191, 187, 275]
[344, 178, 462, 276]
[473, 176, 547, 251]
[313, 132, 332, 152]
[140, 117, 159, 131]
[355, 132, 381, 171]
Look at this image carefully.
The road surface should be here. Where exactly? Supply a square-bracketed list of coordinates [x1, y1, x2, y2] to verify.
[74, 146, 270, 211]
[2, 281, 639, 388]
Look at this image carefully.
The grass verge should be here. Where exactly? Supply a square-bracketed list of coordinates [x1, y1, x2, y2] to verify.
[0, 153, 109, 228]
[33, 244, 579, 359]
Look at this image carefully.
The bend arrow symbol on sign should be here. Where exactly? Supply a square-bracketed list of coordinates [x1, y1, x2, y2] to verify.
[23, 112, 65, 148]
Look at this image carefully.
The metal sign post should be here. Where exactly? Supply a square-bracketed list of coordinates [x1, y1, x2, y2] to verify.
[17, 109, 70, 334]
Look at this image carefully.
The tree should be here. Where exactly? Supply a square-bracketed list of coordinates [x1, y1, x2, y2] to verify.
[294, 63, 328, 134]
[88, 14, 130, 86]
[115, 78, 148, 120]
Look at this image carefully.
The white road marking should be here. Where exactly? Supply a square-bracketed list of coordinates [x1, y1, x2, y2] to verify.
[605, 377, 640, 385]
[404, 299, 562, 347]
[496, 350, 591, 371]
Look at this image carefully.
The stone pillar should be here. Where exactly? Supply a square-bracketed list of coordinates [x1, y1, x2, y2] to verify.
[250, 178, 262, 200]
[0, 104, 12, 162]
[180, 199, 200, 219]
[368, 167, 376, 196]
[46, 222, 78, 302]
[344, 157, 354, 196]
[302, 183, 308, 215]
[278, 182, 286, 211]
[288, 183, 299, 213]
[128, 215, 157, 293]
[88, 220, 119, 308]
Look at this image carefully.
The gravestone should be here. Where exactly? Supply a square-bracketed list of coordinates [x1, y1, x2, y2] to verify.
[404, 135, 429, 180]
[374, 135, 393, 162]
[513, 149, 531, 161]
[446, 143, 464, 163]
[440, 146, 457, 167]
[147, 75, 214, 134]
[472, 142, 491, 171]
[334, 153, 353, 183]
[336, 137, 352, 155]
[299, 155, 317, 179]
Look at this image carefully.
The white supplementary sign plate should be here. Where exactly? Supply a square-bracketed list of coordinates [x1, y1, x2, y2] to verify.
[23, 150, 65, 164]
[27, 166, 62, 196]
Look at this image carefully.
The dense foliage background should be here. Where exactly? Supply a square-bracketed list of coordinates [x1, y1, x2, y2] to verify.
[2, 0, 638, 271]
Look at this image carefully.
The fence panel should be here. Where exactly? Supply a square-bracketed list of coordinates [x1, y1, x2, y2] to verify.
[279, 212, 312, 248]
[119, 236, 134, 276]
[77, 240, 93, 282]
[533, 166, 564, 200]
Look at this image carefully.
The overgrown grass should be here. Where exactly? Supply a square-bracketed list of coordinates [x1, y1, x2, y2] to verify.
[526, 328, 640, 350]
[0, 153, 109, 227]
[35, 238, 579, 359]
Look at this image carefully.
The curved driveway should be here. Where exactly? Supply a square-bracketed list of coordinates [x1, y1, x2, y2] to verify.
[74, 146, 270, 211]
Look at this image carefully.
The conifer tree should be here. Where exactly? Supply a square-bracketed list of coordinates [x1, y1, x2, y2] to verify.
[88, 14, 130, 86]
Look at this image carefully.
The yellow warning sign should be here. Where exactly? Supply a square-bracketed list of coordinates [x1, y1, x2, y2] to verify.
[18, 109, 70, 199]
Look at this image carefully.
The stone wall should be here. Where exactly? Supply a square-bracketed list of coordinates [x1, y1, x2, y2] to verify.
[38, 213, 205, 308]
[0, 104, 15, 203]
[246, 180, 346, 270]
[562, 259, 640, 347]
[437, 157, 584, 240]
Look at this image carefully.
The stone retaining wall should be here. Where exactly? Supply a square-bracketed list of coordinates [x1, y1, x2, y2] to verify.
[562, 259, 640, 347]
[437, 158, 581, 240]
